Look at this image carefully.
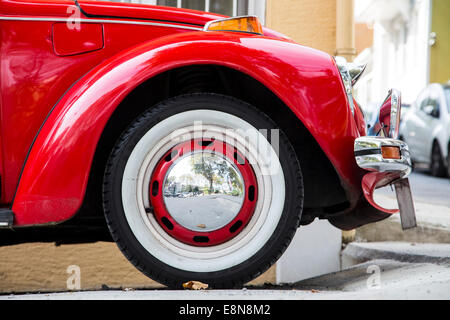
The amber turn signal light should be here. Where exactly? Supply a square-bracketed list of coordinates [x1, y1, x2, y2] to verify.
[204, 16, 263, 35]
[381, 146, 401, 159]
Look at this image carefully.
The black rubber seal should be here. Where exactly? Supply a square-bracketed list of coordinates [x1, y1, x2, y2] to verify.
[354, 149, 381, 157]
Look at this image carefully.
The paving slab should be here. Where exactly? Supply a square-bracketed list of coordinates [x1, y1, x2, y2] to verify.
[342, 241, 450, 266]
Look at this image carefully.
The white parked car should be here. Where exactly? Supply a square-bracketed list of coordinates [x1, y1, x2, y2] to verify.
[400, 83, 450, 177]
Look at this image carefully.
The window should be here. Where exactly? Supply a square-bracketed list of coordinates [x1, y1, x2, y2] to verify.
[429, 87, 441, 118]
[417, 89, 429, 112]
[419, 97, 429, 112]
[428, 98, 440, 115]
[419, 88, 440, 118]
[115, 0, 266, 24]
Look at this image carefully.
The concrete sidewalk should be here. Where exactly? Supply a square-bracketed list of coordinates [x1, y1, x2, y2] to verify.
[2, 259, 449, 300]
[342, 241, 450, 266]
[357, 194, 450, 243]
[2, 242, 450, 300]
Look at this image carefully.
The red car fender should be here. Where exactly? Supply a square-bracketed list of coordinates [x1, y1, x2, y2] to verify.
[12, 31, 362, 226]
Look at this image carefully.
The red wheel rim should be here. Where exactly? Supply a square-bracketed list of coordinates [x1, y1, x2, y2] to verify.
[149, 139, 258, 247]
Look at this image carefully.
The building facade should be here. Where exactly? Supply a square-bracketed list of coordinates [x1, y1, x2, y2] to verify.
[114, 0, 346, 57]
[354, 0, 450, 115]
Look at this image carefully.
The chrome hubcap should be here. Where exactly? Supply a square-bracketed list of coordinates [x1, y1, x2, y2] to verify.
[163, 152, 245, 232]
[149, 138, 258, 247]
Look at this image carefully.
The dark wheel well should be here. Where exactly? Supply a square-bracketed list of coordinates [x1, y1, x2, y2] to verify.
[432, 139, 442, 158]
[448, 140, 450, 168]
[78, 65, 348, 226]
[430, 139, 446, 177]
[447, 141, 450, 175]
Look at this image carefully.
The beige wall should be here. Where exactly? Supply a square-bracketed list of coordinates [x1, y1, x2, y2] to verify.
[0, 242, 275, 293]
[266, 0, 337, 55]
[355, 23, 373, 56]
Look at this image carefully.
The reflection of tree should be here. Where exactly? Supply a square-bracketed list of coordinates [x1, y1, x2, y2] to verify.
[179, 174, 194, 185]
[223, 163, 243, 193]
[167, 176, 176, 185]
[191, 154, 217, 192]
[190, 153, 243, 194]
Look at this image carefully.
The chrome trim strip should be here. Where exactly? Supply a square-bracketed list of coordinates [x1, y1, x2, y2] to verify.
[354, 136, 412, 177]
[389, 89, 401, 139]
[349, 63, 366, 85]
[0, 16, 203, 30]
[334, 56, 356, 115]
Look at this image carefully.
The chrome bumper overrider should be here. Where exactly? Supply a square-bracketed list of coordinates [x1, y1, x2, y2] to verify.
[354, 136, 412, 178]
[354, 136, 416, 230]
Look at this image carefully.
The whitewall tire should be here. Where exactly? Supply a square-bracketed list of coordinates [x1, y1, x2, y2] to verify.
[103, 94, 303, 288]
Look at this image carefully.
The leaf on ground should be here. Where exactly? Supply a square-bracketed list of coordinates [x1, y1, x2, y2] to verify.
[182, 281, 209, 290]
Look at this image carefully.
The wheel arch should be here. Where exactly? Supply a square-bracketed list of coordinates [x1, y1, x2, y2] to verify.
[80, 65, 349, 224]
[12, 32, 359, 226]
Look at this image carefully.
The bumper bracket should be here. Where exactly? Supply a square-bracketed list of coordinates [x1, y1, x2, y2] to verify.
[394, 178, 417, 230]
[355, 136, 416, 227]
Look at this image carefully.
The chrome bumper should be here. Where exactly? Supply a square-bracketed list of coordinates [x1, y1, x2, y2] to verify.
[354, 136, 416, 229]
[354, 136, 412, 178]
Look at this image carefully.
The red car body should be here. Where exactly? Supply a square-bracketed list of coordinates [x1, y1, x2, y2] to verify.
[0, 0, 390, 231]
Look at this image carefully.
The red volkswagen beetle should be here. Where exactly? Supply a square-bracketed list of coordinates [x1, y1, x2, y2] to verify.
[0, 0, 415, 288]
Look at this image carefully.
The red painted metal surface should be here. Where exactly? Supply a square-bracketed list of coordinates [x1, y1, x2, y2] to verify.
[52, 22, 104, 56]
[353, 99, 367, 136]
[78, 0, 223, 25]
[11, 31, 362, 226]
[150, 139, 258, 246]
[0, 0, 200, 204]
[0, 0, 74, 16]
[0, 0, 368, 226]
[371, 93, 402, 139]
[361, 172, 400, 214]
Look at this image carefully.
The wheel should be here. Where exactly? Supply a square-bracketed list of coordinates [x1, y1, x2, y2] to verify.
[430, 142, 446, 177]
[447, 145, 450, 178]
[103, 93, 304, 288]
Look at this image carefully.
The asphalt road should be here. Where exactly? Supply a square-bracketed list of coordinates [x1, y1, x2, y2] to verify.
[378, 168, 450, 207]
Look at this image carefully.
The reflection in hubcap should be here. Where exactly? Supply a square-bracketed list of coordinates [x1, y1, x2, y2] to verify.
[163, 152, 245, 232]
